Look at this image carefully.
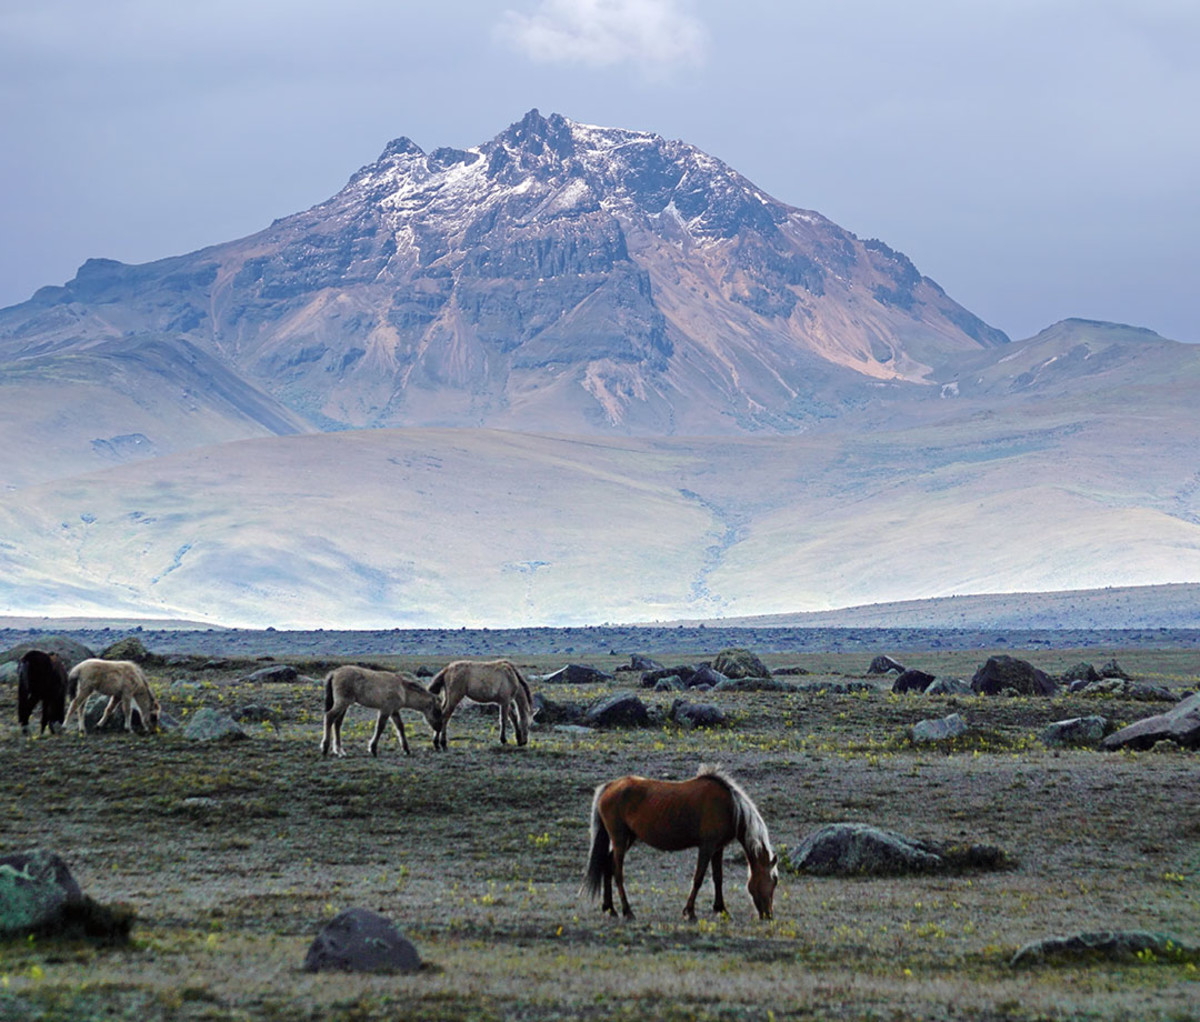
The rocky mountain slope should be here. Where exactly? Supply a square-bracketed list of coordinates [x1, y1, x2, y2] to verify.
[1, 111, 1007, 468]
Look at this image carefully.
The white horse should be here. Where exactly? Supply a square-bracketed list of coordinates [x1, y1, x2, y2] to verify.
[63, 659, 160, 734]
[321, 665, 444, 757]
[427, 659, 533, 749]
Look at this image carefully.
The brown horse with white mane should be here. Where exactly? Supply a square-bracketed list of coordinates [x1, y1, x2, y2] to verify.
[583, 764, 779, 920]
[321, 665, 443, 757]
[427, 659, 533, 749]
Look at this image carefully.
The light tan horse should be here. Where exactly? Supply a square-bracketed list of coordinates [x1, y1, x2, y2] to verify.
[583, 764, 779, 920]
[427, 659, 533, 749]
[63, 659, 161, 734]
[321, 665, 444, 757]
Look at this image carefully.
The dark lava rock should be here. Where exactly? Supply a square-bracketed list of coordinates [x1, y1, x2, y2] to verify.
[531, 693, 584, 725]
[1041, 716, 1107, 748]
[232, 704, 285, 728]
[712, 675, 796, 693]
[1098, 658, 1131, 680]
[772, 665, 810, 676]
[303, 907, 421, 974]
[923, 677, 972, 696]
[892, 669, 936, 694]
[686, 664, 729, 689]
[641, 664, 697, 688]
[1011, 930, 1197, 968]
[542, 663, 614, 685]
[669, 699, 728, 729]
[243, 664, 299, 684]
[971, 655, 1057, 697]
[629, 654, 664, 672]
[868, 655, 906, 675]
[711, 647, 770, 680]
[99, 636, 163, 665]
[0, 849, 132, 942]
[653, 675, 685, 692]
[1059, 662, 1100, 684]
[583, 691, 651, 728]
[1100, 692, 1200, 751]
[82, 693, 147, 733]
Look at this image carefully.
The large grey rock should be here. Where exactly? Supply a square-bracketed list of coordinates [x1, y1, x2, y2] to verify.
[669, 699, 728, 729]
[910, 713, 969, 743]
[0, 849, 131, 942]
[302, 908, 421, 974]
[531, 693, 584, 725]
[641, 665, 696, 688]
[1011, 930, 1197, 968]
[243, 664, 299, 684]
[1076, 678, 1177, 702]
[0, 661, 18, 684]
[685, 664, 728, 689]
[711, 647, 770, 680]
[629, 654, 664, 672]
[1041, 716, 1107, 748]
[583, 691, 651, 728]
[923, 676, 972, 696]
[1100, 692, 1200, 751]
[653, 675, 686, 692]
[971, 655, 1057, 697]
[1059, 662, 1100, 684]
[789, 823, 944, 876]
[868, 655, 905, 675]
[542, 663, 614, 685]
[1, 636, 94, 673]
[183, 707, 249, 741]
[0, 850, 82, 936]
[82, 692, 148, 733]
[712, 675, 797, 693]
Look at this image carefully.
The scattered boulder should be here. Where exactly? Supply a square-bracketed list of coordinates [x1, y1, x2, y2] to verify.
[669, 700, 728, 729]
[788, 823, 1010, 877]
[629, 654, 665, 673]
[0, 661, 18, 684]
[582, 692, 651, 728]
[0, 849, 132, 942]
[242, 664, 299, 684]
[910, 713, 969, 744]
[1100, 692, 1200, 751]
[868, 655, 906, 675]
[892, 669, 936, 694]
[641, 665, 697, 688]
[1040, 716, 1107, 748]
[1098, 658, 1131, 680]
[686, 664, 729, 689]
[772, 665, 810, 676]
[653, 675, 686, 692]
[1059, 662, 1100, 685]
[531, 693, 584, 725]
[712, 675, 797, 693]
[923, 677, 972, 696]
[99, 636, 162, 666]
[0, 636, 94, 673]
[971, 656, 1057, 697]
[542, 663, 613, 685]
[1011, 930, 1197, 968]
[183, 708, 249, 741]
[302, 908, 421, 974]
[711, 648, 770, 680]
[1075, 678, 1176, 702]
[82, 693, 149, 733]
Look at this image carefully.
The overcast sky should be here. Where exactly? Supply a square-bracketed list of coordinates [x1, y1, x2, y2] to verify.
[2, 0, 1198, 341]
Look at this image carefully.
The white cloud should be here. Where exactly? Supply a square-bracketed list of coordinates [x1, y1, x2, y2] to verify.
[497, 0, 707, 74]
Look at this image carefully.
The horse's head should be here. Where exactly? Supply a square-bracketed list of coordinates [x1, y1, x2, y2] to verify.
[423, 698, 445, 735]
[747, 851, 779, 920]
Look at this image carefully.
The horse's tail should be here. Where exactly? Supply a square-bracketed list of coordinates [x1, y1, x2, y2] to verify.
[582, 782, 612, 900]
[324, 672, 334, 714]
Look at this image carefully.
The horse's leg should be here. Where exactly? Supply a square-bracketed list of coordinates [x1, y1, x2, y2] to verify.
[320, 708, 335, 755]
[612, 840, 635, 919]
[332, 709, 348, 757]
[683, 846, 714, 920]
[497, 698, 509, 744]
[390, 712, 410, 755]
[438, 692, 462, 750]
[711, 846, 727, 915]
[120, 692, 136, 732]
[368, 711, 388, 756]
[95, 694, 121, 730]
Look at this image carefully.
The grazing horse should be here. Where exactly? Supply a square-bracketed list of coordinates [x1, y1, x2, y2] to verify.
[17, 650, 70, 734]
[321, 665, 444, 757]
[427, 659, 533, 749]
[583, 764, 779, 920]
[63, 659, 160, 734]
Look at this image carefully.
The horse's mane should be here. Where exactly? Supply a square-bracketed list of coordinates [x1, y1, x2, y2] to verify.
[696, 763, 774, 861]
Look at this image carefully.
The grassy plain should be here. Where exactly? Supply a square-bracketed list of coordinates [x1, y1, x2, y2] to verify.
[1, 646, 1197, 1020]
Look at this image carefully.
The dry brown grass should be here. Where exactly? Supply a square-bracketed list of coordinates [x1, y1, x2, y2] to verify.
[1, 646, 1197, 1020]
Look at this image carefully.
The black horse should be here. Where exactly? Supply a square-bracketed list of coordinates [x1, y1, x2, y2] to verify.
[17, 650, 70, 734]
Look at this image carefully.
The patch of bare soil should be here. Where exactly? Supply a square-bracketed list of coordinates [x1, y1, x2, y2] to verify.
[1, 647, 1197, 1020]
